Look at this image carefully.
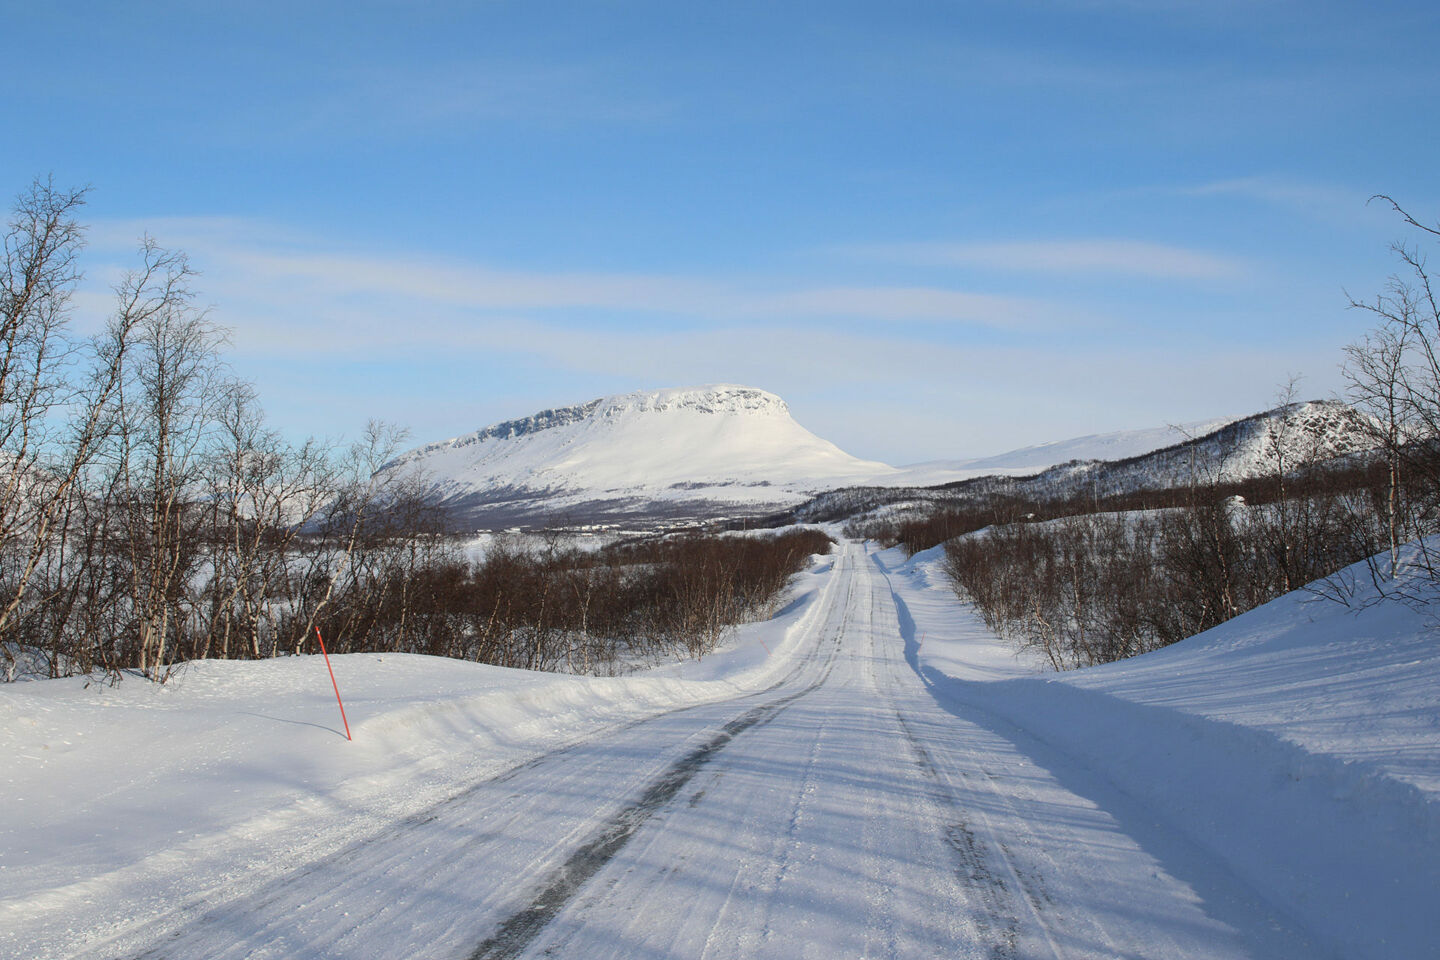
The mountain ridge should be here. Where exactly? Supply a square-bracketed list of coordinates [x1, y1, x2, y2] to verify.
[383, 387, 1382, 530]
[782, 399, 1382, 526]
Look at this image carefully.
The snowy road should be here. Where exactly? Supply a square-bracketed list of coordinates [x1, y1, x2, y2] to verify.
[38, 540, 1349, 960]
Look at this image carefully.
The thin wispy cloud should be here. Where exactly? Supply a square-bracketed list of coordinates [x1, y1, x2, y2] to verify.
[70, 213, 1349, 462]
[846, 239, 1247, 280]
[332, 60, 677, 130]
[82, 218, 1070, 334]
[177, 57, 675, 147]
[1168, 177, 1381, 224]
[748, 286, 1059, 326]
[232, 251, 721, 313]
[923, 43, 1161, 92]
[338, 315, 1339, 461]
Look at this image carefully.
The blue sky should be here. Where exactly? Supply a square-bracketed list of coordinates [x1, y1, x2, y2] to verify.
[5, 0, 1438, 463]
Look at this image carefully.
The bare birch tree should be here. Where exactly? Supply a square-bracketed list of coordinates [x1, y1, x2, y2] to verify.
[108, 242, 225, 677]
[0, 181, 143, 673]
[1345, 196, 1440, 584]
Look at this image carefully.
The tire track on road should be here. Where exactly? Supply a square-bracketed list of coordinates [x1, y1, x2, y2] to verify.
[866, 549, 1067, 960]
[466, 565, 855, 960]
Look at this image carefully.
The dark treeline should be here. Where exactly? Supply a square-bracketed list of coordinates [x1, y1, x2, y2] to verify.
[0, 180, 832, 682]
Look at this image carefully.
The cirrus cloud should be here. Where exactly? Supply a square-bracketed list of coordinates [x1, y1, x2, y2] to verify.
[844, 238, 1249, 280]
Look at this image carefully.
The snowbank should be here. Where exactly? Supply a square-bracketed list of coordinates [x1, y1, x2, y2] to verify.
[0, 553, 842, 959]
[883, 543, 1440, 960]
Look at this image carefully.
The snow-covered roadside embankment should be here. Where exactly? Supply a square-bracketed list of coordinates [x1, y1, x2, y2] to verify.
[881, 543, 1440, 960]
[0, 550, 842, 959]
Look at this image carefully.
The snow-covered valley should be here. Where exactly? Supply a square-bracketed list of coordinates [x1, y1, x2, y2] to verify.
[5, 540, 1436, 959]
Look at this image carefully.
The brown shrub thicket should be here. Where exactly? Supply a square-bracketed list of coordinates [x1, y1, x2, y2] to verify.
[309, 528, 834, 674]
[937, 456, 1397, 669]
[942, 492, 1379, 670]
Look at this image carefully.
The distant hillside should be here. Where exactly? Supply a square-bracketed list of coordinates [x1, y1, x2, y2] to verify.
[885, 415, 1245, 486]
[781, 400, 1381, 525]
[1029, 399, 1379, 496]
[383, 388, 1378, 531]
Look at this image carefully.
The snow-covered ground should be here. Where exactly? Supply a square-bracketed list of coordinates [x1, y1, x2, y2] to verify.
[4, 540, 1437, 958]
[0, 555, 840, 960]
[884, 543, 1440, 959]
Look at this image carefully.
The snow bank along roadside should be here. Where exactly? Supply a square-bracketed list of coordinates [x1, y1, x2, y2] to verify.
[883, 542, 1440, 960]
[0, 549, 842, 959]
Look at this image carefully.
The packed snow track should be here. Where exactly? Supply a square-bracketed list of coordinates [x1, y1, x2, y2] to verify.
[21, 542, 1401, 959]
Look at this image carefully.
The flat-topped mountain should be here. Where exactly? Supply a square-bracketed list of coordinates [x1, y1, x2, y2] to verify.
[382, 385, 897, 528]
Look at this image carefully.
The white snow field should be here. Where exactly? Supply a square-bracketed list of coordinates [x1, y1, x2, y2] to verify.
[4, 540, 1439, 959]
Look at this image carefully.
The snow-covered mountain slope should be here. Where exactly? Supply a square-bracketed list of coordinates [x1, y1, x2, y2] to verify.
[386, 387, 1379, 529]
[1042, 399, 1380, 497]
[383, 385, 897, 527]
[889, 415, 1245, 486]
[787, 400, 1383, 524]
[890, 403, 1374, 490]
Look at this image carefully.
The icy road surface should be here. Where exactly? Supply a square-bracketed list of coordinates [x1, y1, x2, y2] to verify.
[9, 540, 1437, 959]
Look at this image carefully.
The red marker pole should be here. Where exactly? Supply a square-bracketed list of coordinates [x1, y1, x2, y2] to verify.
[314, 626, 352, 742]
